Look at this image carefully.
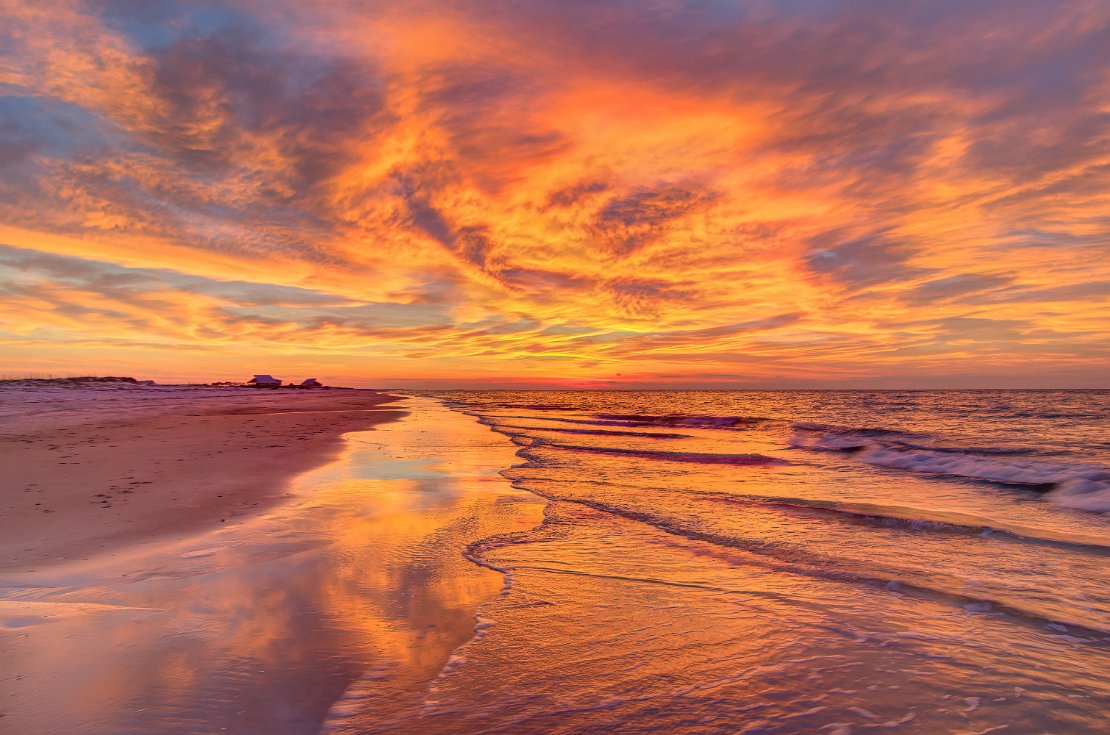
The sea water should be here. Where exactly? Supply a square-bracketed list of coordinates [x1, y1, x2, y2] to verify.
[331, 389, 1109, 734]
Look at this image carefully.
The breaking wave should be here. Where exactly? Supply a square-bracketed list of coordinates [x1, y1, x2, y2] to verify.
[1048, 478, 1110, 512]
[789, 422, 1023, 454]
[788, 423, 1109, 512]
[857, 446, 1109, 506]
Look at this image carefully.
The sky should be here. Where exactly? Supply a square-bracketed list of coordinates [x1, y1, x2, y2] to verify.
[0, 0, 1108, 388]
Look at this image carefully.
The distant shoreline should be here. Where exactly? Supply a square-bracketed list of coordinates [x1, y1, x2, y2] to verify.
[2, 378, 1104, 391]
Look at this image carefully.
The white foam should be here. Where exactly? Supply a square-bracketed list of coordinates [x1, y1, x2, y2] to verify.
[1048, 478, 1110, 512]
[858, 445, 1109, 500]
[442, 653, 467, 670]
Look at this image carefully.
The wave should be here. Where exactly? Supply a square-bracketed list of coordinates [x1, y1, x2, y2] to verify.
[1048, 478, 1110, 513]
[699, 493, 1110, 552]
[593, 413, 767, 429]
[483, 413, 768, 433]
[858, 445, 1106, 485]
[857, 446, 1110, 507]
[787, 424, 1110, 512]
[486, 423, 691, 440]
[789, 422, 927, 452]
[481, 486, 1110, 639]
[789, 430, 878, 451]
[485, 414, 713, 431]
[527, 440, 789, 466]
[789, 422, 1025, 455]
[792, 421, 911, 436]
[437, 400, 573, 412]
[505, 471, 1109, 551]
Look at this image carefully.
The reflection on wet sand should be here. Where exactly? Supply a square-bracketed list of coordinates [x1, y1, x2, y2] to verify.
[0, 398, 543, 735]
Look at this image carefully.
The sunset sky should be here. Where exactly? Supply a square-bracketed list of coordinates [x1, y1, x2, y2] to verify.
[1, 0, 1107, 388]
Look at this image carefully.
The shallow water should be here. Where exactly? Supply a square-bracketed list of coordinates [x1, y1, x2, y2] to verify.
[2, 391, 1108, 734]
[372, 389, 1108, 734]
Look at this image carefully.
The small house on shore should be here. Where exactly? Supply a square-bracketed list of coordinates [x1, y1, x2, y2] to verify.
[248, 374, 281, 386]
[300, 378, 322, 387]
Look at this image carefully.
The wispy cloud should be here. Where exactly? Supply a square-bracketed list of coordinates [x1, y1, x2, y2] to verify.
[0, 0, 1107, 386]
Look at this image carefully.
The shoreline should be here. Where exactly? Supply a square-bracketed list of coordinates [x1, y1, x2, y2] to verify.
[0, 395, 544, 734]
[0, 384, 406, 574]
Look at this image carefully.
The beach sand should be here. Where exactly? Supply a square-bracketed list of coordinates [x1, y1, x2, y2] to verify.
[0, 384, 404, 573]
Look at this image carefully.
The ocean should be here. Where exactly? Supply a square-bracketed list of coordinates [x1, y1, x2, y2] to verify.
[354, 389, 1110, 734]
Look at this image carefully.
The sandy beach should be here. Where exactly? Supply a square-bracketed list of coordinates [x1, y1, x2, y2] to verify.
[0, 390, 543, 734]
[0, 383, 405, 573]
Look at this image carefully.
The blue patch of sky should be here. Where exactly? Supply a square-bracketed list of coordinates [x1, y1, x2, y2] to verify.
[94, 0, 262, 51]
[0, 96, 120, 159]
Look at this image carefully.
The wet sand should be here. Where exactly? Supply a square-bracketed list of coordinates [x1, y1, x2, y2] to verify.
[0, 385, 405, 573]
[0, 396, 544, 734]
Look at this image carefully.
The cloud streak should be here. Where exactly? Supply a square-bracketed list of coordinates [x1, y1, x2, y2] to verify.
[0, 0, 1107, 386]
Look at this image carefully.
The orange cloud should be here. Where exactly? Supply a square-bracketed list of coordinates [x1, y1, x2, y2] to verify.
[0, 0, 1107, 387]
